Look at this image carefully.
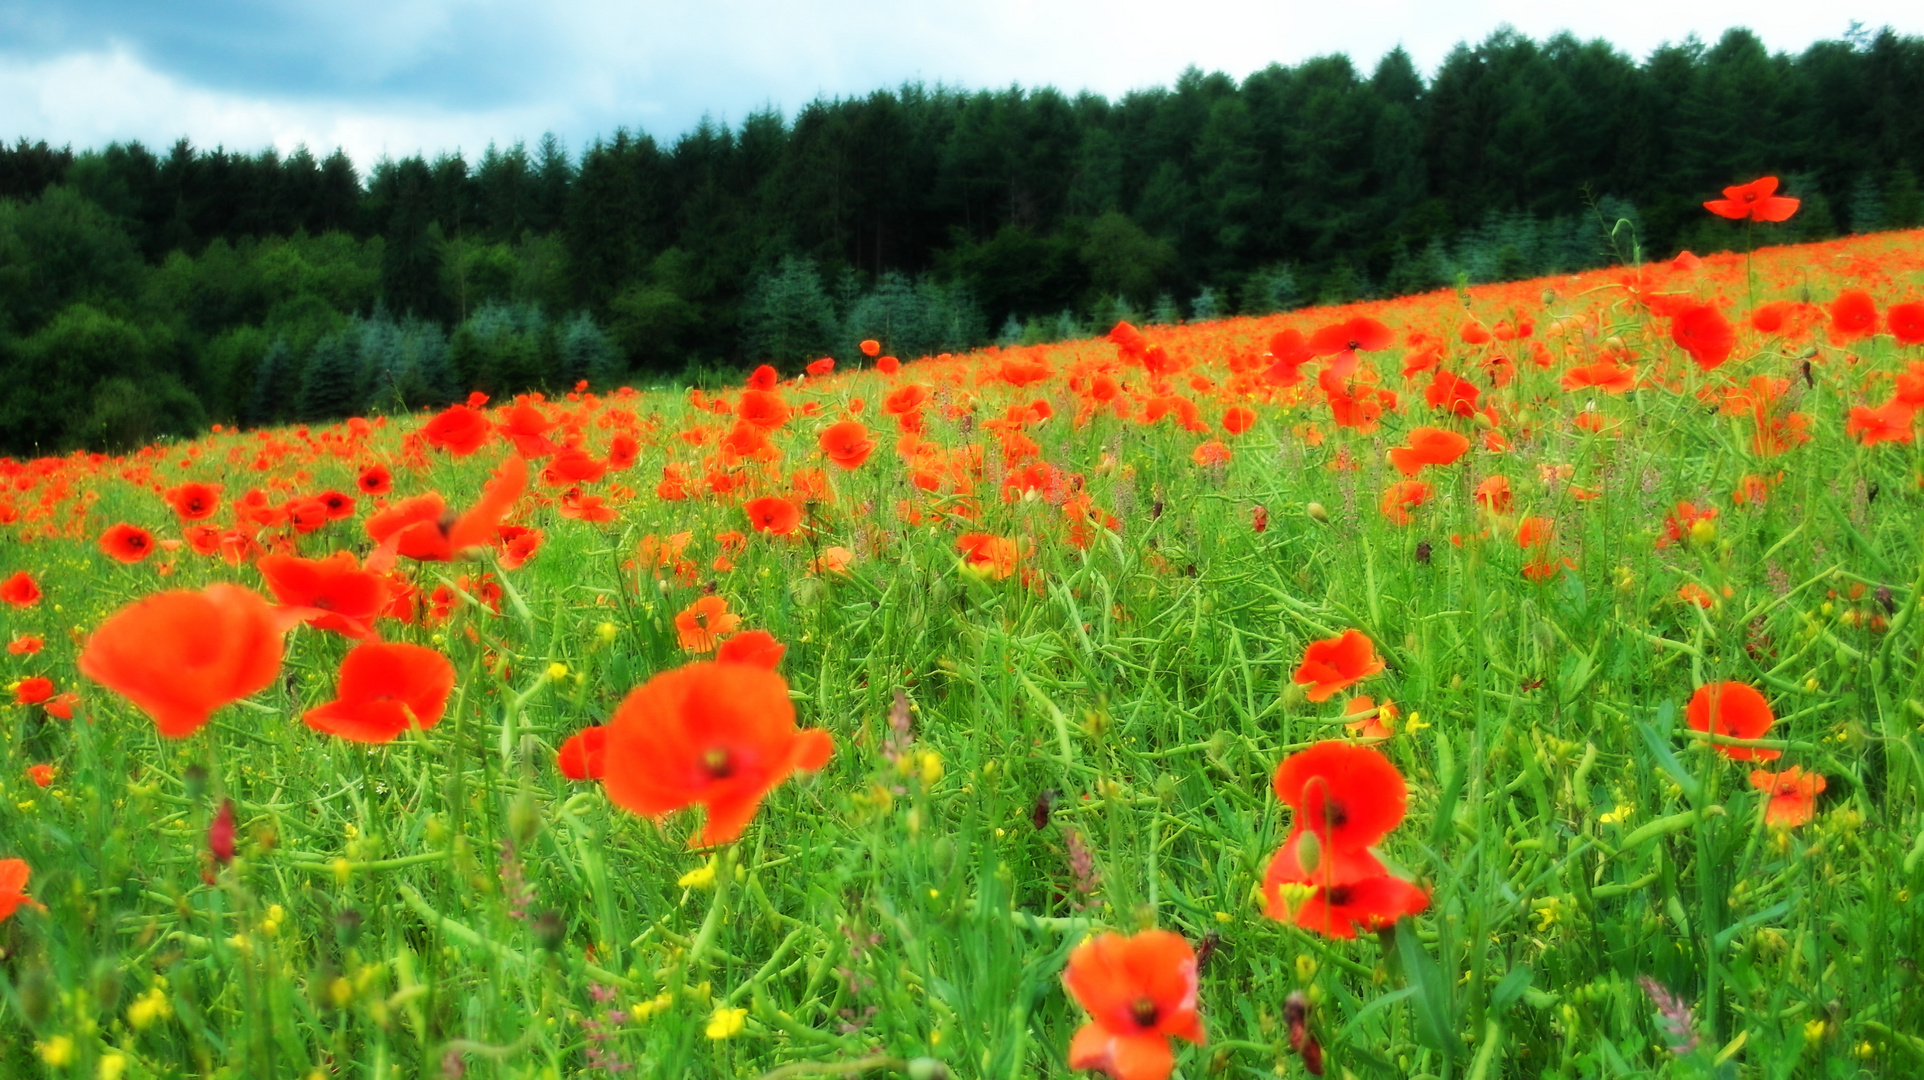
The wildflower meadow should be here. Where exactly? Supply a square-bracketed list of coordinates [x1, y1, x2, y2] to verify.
[3, 191, 1924, 1079]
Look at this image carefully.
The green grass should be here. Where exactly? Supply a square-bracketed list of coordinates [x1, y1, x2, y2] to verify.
[5, 240, 1924, 1078]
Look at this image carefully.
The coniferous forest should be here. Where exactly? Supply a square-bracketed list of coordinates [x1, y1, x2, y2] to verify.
[3, 25, 1923, 453]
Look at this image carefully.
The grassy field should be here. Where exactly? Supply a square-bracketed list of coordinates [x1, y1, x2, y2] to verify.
[4, 227, 1924, 1079]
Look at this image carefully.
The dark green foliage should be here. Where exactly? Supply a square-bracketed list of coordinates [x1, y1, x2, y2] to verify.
[6, 25, 1924, 454]
[297, 332, 366, 421]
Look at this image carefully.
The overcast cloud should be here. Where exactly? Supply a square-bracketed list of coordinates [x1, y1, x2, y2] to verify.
[1, 1, 1918, 169]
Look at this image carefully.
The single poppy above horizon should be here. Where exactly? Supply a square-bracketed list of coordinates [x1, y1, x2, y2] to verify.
[1703, 176, 1800, 222]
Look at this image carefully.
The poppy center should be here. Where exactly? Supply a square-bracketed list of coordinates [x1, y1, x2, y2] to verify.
[702, 747, 734, 779]
[1130, 996, 1160, 1028]
[1347, 339, 1362, 351]
[1325, 885, 1352, 906]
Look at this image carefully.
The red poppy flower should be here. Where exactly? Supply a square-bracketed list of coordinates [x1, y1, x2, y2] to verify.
[304, 642, 456, 744]
[497, 402, 560, 458]
[1379, 480, 1433, 525]
[423, 404, 494, 456]
[1062, 929, 1205, 1080]
[1474, 475, 1513, 513]
[497, 525, 544, 570]
[1561, 361, 1636, 393]
[257, 550, 389, 640]
[1388, 427, 1470, 477]
[807, 357, 836, 376]
[8, 635, 42, 655]
[559, 490, 618, 523]
[44, 693, 77, 721]
[1, 571, 41, 607]
[747, 363, 781, 389]
[737, 389, 792, 429]
[1888, 302, 1924, 347]
[557, 725, 609, 780]
[1272, 739, 1407, 849]
[819, 420, 876, 470]
[1686, 681, 1780, 761]
[1703, 177, 1799, 222]
[607, 433, 640, 470]
[14, 676, 54, 705]
[1222, 406, 1256, 435]
[1191, 440, 1231, 467]
[317, 490, 356, 519]
[1261, 830, 1429, 939]
[676, 596, 741, 652]
[744, 496, 802, 536]
[716, 629, 785, 669]
[1827, 290, 1878, 344]
[859, 338, 882, 358]
[1846, 400, 1916, 446]
[957, 533, 1021, 579]
[0, 858, 33, 922]
[1306, 317, 1393, 378]
[366, 456, 528, 560]
[1671, 304, 1736, 370]
[1293, 630, 1385, 703]
[78, 584, 289, 738]
[99, 523, 157, 563]
[600, 662, 834, 845]
[357, 465, 393, 495]
[876, 356, 901, 374]
[1424, 369, 1480, 417]
[1262, 328, 1314, 386]
[1749, 766, 1825, 827]
[27, 763, 53, 788]
[166, 482, 221, 521]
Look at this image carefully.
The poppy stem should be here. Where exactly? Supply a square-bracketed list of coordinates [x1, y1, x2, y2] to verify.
[684, 844, 738, 972]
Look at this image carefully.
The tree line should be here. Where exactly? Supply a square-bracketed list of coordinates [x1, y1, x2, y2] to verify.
[3, 24, 1923, 453]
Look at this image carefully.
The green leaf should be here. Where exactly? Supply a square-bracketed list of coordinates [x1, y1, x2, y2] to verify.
[1491, 964, 1534, 1013]
[1396, 918, 1458, 1059]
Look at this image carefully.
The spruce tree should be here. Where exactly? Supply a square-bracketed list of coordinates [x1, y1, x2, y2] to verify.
[297, 333, 366, 421]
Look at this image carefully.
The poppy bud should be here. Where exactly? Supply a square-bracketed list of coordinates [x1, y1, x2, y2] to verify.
[1305, 502, 1329, 525]
[906, 1059, 950, 1080]
[1293, 830, 1323, 876]
[1031, 789, 1059, 830]
[208, 800, 236, 866]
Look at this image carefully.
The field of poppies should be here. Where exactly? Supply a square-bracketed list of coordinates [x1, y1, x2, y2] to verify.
[4, 195, 1924, 1079]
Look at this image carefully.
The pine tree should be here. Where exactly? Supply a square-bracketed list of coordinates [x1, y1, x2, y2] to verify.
[244, 338, 297, 427]
[297, 333, 366, 421]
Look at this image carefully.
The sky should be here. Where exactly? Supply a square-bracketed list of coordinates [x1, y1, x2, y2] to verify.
[1, 1, 1919, 171]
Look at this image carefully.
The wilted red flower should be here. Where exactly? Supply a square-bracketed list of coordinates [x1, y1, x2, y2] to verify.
[1, 571, 41, 607]
[1749, 766, 1825, 827]
[166, 482, 221, 522]
[78, 584, 288, 738]
[1671, 303, 1736, 370]
[1293, 630, 1385, 702]
[744, 496, 802, 536]
[1388, 427, 1469, 477]
[557, 725, 609, 780]
[1062, 929, 1205, 1080]
[1686, 681, 1780, 761]
[717, 629, 785, 669]
[209, 799, 236, 866]
[366, 456, 528, 560]
[1658, 501, 1718, 547]
[0, 859, 34, 922]
[1827, 290, 1878, 344]
[1703, 177, 1799, 222]
[14, 676, 54, 705]
[99, 523, 157, 563]
[257, 551, 389, 640]
[422, 404, 494, 456]
[304, 642, 456, 744]
[600, 661, 834, 845]
[819, 420, 876, 470]
[676, 596, 741, 652]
